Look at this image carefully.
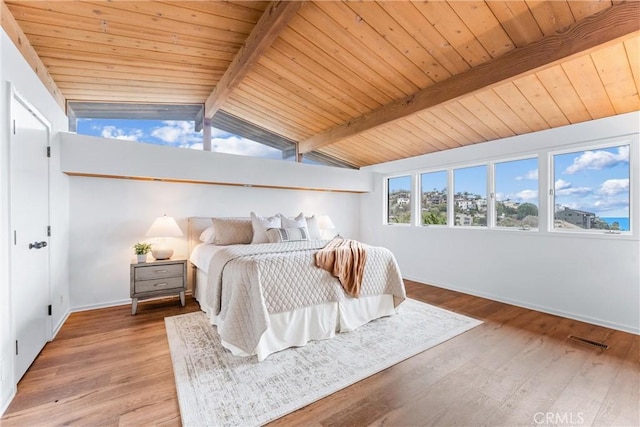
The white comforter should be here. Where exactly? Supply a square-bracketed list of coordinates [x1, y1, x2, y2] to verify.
[202, 241, 406, 355]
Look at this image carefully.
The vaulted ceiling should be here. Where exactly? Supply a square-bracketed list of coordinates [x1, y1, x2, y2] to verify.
[3, 0, 639, 168]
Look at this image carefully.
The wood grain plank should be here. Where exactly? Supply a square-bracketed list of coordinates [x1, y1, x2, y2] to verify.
[443, 101, 501, 141]
[345, 1, 447, 83]
[487, 0, 544, 48]
[526, 0, 576, 36]
[0, 0, 65, 108]
[493, 82, 551, 131]
[456, 96, 517, 139]
[448, 0, 515, 58]
[535, 64, 593, 123]
[475, 89, 534, 134]
[299, 2, 417, 97]
[591, 42, 640, 114]
[378, 1, 470, 75]
[561, 55, 617, 119]
[513, 74, 570, 127]
[298, 1, 640, 153]
[204, 1, 303, 117]
[624, 37, 640, 95]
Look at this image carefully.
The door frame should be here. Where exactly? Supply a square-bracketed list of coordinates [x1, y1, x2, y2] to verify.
[7, 84, 53, 375]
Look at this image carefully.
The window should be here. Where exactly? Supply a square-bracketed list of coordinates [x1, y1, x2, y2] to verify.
[387, 176, 412, 224]
[454, 165, 487, 227]
[420, 171, 448, 225]
[553, 144, 630, 232]
[494, 158, 539, 228]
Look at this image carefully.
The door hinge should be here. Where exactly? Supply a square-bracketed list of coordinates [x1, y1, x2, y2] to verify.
[46, 146, 51, 158]
[12, 119, 16, 135]
[48, 305, 52, 316]
[14, 230, 17, 245]
[15, 340, 18, 355]
[47, 226, 51, 237]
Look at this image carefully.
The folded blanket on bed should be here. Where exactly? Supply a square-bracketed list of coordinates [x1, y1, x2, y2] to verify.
[315, 237, 367, 298]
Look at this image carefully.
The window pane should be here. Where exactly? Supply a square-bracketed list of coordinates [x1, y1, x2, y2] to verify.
[454, 165, 487, 227]
[76, 118, 285, 160]
[387, 176, 411, 224]
[495, 158, 539, 228]
[553, 145, 630, 231]
[420, 171, 448, 225]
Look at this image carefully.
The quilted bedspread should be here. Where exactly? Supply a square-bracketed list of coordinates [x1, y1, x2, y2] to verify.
[203, 240, 406, 354]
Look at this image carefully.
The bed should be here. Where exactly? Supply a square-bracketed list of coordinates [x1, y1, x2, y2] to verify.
[188, 216, 406, 361]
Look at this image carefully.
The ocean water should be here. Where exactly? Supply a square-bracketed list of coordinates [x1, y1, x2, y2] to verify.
[600, 217, 630, 231]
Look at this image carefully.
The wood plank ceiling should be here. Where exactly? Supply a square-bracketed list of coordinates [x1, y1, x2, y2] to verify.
[3, 0, 640, 168]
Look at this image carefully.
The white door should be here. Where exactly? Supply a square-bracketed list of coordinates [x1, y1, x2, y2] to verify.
[10, 94, 51, 382]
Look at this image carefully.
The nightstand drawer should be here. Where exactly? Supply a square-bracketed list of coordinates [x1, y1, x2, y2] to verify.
[134, 263, 184, 281]
[134, 276, 184, 293]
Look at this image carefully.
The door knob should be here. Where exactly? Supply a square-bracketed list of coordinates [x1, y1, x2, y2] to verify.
[28, 241, 47, 249]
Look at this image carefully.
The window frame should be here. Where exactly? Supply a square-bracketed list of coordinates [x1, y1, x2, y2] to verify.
[549, 140, 633, 236]
[385, 174, 413, 226]
[418, 169, 449, 227]
[452, 163, 489, 229]
[492, 155, 540, 231]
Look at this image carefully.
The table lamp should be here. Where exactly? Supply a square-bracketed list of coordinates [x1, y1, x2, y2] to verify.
[145, 215, 183, 260]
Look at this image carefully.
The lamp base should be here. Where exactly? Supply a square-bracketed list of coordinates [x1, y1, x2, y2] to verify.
[151, 247, 174, 260]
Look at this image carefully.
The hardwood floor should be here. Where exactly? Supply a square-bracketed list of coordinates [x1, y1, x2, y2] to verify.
[2, 281, 638, 426]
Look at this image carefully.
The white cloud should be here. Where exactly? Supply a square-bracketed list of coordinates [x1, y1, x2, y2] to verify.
[598, 178, 629, 196]
[516, 169, 538, 181]
[564, 146, 629, 174]
[100, 125, 143, 141]
[211, 135, 281, 159]
[515, 189, 538, 201]
[554, 179, 591, 196]
[554, 179, 572, 190]
[151, 120, 201, 146]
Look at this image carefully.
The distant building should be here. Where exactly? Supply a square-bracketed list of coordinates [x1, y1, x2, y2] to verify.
[455, 199, 474, 211]
[556, 207, 596, 229]
[455, 214, 473, 226]
[397, 197, 410, 206]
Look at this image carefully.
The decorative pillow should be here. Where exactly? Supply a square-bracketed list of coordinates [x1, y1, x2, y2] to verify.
[280, 212, 308, 229]
[212, 218, 253, 245]
[266, 227, 309, 243]
[305, 215, 322, 240]
[199, 225, 216, 243]
[250, 212, 281, 244]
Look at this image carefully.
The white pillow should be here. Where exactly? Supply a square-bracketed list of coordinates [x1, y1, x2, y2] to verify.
[280, 212, 308, 229]
[251, 212, 281, 244]
[305, 215, 322, 240]
[199, 225, 216, 244]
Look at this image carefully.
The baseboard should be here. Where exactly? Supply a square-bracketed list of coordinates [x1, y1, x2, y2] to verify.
[1, 387, 16, 417]
[71, 299, 131, 313]
[70, 293, 193, 313]
[52, 309, 71, 340]
[403, 275, 640, 335]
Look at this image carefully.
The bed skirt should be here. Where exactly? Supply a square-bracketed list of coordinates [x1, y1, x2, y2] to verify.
[194, 267, 397, 360]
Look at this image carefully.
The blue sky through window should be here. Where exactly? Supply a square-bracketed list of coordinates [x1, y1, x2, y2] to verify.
[77, 118, 283, 159]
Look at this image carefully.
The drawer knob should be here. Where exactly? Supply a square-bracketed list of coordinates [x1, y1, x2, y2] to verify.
[154, 283, 168, 287]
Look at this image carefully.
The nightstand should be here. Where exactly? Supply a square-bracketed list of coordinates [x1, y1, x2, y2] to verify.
[130, 257, 187, 315]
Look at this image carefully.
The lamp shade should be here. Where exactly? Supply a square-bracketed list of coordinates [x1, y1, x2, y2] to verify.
[317, 214, 336, 231]
[145, 215, 183, 237]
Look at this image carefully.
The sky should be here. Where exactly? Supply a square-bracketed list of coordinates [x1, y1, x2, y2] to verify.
[77, 118, 284, 160]
[389, 145, 630, 218]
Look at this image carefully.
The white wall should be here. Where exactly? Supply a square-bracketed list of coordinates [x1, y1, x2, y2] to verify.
[64, 137, 366, 310]
[361, 113, 640, 334]
[1, 29, 70, 413]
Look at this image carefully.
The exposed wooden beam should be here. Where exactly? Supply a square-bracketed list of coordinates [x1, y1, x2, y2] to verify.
[204, 1, 302, 119]
[0, 0, 65, 110]
[299, 1, 640, 154]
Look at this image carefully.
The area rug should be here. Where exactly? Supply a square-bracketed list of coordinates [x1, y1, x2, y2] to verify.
[165, 298, 482, 426]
